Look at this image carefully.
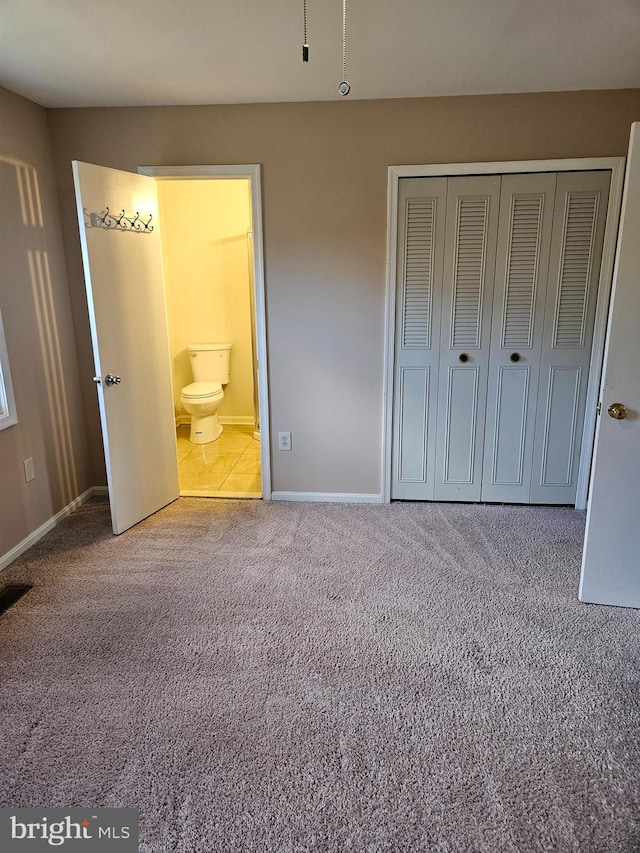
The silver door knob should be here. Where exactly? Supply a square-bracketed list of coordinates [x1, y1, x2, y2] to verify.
[607, 402, 628, 420]
[93, 374, 121, 386]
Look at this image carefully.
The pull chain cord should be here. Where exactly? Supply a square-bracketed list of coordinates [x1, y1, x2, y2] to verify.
[303, 0, 309, 61]
[342, 0, 347, 81]
[338, 0, 350, 95]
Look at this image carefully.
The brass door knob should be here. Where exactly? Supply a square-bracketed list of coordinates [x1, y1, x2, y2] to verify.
[607, 403, 628, 420]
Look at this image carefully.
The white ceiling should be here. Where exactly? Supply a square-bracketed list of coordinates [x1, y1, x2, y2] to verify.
[1, 0, 639, 108]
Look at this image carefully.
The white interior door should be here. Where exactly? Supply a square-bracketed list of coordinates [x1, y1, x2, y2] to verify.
[73, 161, 179, 534]
[391, 177, 447, 499]
[481, 172, 556, 503]
[434, 175, 500, 501]
[580, 125, 640, 607]
[530, 170, 610, 505]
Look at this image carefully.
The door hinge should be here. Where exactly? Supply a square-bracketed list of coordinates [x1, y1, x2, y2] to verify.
[596, 401, 602, 416]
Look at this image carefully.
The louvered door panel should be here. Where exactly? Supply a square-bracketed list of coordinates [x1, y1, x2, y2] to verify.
[502, 195, 547, 348]
[391, 178, 447, 499]
[553, 193, 600, 348]
[402, 198, 436, 348]
[435, 175, 500, 501]
[451, 197, 490, 349]
[482, 173, 556, 503]
[531, 170, 610, 504]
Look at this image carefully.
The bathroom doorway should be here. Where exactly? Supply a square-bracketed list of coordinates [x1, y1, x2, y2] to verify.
[141, 165, 270, 500]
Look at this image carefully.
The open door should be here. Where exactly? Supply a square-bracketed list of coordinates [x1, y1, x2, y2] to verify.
[580, 124, 640, 607]
[72, 161, 179, 534]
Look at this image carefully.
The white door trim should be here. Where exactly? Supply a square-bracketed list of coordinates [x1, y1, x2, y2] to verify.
[383, 157, 626, 507]
[138, 164, 271, 500]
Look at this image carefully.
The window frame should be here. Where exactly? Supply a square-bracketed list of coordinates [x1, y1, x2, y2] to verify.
[0, 309, 18, 430]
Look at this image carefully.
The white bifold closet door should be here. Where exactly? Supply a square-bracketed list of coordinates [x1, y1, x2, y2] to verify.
[391, 169, 610, 505]
[391, 177, 447, 500]
[529, 171, 609, 504]
[434, 175, 500, 501]
[480, 173, 556, 502]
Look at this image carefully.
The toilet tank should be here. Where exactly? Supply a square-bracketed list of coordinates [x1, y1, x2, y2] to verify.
[187, 343, 231, 383]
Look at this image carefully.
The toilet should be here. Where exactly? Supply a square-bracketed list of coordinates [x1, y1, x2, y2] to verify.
[180, 343, 231, 444]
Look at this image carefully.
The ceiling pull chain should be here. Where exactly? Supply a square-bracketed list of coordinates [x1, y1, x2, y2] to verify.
[303, 0, 309, 62]
[338, 0, 350, 95]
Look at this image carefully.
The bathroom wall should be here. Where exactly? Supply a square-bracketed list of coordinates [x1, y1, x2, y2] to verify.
[156, 179, 254, 423]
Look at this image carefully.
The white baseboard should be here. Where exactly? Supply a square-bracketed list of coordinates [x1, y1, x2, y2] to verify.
[0, 486, 106, 573]
[271, 491, 384, 504]
[218, 416, 256, 426]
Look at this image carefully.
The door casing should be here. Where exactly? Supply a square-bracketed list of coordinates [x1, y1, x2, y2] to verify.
[383, 157, 626, 507]
[139, 164, 271, 500]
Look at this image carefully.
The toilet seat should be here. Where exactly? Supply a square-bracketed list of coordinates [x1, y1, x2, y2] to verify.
[181, 381, 223, 399]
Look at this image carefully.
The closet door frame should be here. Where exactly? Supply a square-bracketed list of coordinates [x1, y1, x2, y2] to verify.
[383, 157, 626, 508]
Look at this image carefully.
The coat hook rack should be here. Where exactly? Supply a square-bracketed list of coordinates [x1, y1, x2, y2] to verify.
[93, 207, 154, 232]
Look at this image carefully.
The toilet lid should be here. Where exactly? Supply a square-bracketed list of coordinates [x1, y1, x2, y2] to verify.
[182, 381, 223, 399]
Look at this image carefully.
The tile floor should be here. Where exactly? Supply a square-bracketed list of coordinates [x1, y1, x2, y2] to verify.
[176, 423, 261, 498]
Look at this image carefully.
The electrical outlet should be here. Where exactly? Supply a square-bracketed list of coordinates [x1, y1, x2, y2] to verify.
[278, 431, 292, 451]
[23, 457, 35, 482]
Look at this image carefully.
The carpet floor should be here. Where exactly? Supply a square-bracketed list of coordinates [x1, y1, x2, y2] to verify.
[0, 497, 639, 852]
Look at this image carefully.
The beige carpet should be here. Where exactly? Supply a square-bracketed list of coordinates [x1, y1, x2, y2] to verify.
[1, 497, 639, 852]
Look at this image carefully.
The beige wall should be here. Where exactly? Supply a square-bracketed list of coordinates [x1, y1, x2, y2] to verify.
[46, 90, 640, 496]
[0, 85, 91, 559]
[157, 179, 254, 423]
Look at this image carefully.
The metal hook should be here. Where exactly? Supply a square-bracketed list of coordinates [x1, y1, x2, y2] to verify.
[101, 206, 115, 227]
[126, 212, 141, 230]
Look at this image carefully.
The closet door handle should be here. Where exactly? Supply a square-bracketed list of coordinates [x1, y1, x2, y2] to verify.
[510, 352, 521, 363]
[607, 403, 628, 420]
[458, 353, 470, 363]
